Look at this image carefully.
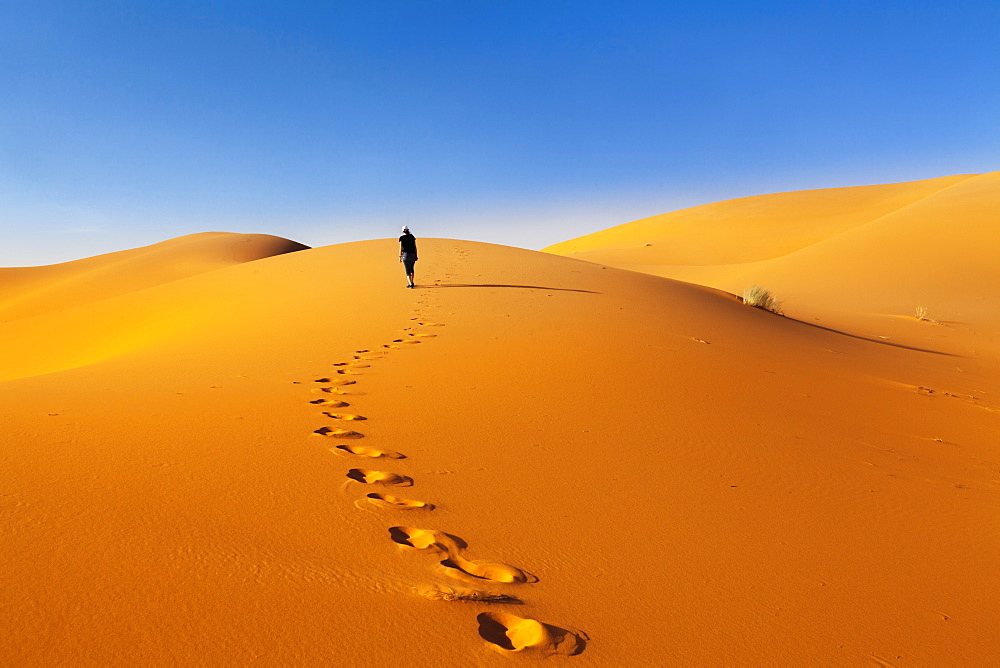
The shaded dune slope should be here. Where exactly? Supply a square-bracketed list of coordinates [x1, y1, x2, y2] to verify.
[2, 238, 997, 664]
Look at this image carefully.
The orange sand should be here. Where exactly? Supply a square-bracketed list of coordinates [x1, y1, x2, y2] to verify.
[2, 224, 998, 663]
[546, 172, 1000, 362]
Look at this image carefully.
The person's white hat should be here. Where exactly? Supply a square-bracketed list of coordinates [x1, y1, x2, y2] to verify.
[401, 226, 409, 233]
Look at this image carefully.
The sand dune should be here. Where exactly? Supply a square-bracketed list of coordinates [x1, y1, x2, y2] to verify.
[2, 235, 998, 664]
[546, 173, 1000, 359]
[546, 174, 973, 265]
[0, 232, 308, 322]
[0, 233, 309, 380]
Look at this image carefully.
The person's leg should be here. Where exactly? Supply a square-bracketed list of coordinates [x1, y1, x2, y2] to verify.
[403, 256, 415, 287]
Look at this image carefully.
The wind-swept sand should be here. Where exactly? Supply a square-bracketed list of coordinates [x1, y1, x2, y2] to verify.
[2, 232, 998, 664]
[546, 172, 1000, 361]
[0, 233, 309, 381]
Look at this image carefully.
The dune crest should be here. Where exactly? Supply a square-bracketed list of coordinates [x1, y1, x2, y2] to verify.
[545, 174, 973, 264]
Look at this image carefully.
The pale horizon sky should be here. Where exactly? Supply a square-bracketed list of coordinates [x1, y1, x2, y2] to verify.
[2, 1, 997, 267]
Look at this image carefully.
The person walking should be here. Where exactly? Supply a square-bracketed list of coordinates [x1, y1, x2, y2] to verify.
[398, 226, 417, 288]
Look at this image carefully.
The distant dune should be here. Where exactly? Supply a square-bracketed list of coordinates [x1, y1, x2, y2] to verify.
[2, 230, 998, 663]
[0, 233, 309, 380]
[545, 172, 1000, 349]
[0, 232, 309, 322]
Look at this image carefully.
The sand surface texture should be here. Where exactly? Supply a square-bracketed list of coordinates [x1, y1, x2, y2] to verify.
[546, 172, 1000, 363]
[2, 230, 998, 664]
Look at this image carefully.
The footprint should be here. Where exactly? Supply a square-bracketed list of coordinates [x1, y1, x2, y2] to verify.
[346, 469, 413, 486]
[333, 444, 404, 459]
[367, 493, 430, 509]
[314, 378, 356, 386]
[336, 369, 363, 375]
[442, 556, 533, 584]
[387, 527, 531, 584]
[407, 333, 437, 338]
[389, 526, 456, 551]
[322, 412, 366, 421]
[314, 427, 364, 438]
[312, 387, 350, 395]
[309, 399, 350, 407]
[477, 612, 585, 657]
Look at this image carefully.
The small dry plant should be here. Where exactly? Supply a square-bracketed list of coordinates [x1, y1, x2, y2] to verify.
[742, 285, 783, 315]
[914, 306, 940, 323]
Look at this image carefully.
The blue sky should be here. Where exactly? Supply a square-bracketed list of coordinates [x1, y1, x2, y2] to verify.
[1, 0, 997, 266]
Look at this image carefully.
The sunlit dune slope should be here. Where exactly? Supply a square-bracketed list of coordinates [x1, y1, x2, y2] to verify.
[0, 232, 308, 322]
[544, 174, 972, 264]
[0, 232, 309, 379]
[2, 238, 997, 665]
[545, 173, 1000, 342]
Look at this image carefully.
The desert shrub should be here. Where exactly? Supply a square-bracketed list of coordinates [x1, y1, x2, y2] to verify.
[742, 285, 783, 315]
[915, 306, 938, 323]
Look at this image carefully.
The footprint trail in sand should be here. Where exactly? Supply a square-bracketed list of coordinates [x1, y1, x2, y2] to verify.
[292, 244, 583, 656]
[389, 526, 534, 584]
